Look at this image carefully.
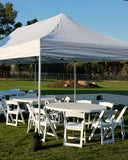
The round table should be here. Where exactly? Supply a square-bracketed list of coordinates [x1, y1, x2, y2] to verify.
[45, 102, 106, 113]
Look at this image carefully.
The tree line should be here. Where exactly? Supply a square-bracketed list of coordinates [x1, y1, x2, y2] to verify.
[0, 2, 128, 79]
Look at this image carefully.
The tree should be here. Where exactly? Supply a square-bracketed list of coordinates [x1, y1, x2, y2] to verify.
[0, 2, 19, 38]
[0, 2, 23, 78]
[26, 18, 38, 25]
[14, 22, 22, 30]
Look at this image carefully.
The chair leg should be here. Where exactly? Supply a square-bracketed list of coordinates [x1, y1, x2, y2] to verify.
[15, 113, 18, 126]
[100, 126, 104, 145]
[80, 129, 83, 147]
[88, 127, 97, 140]
[10, 114, 14, 122]
[121, 123, 125, 140]
[84, 129, 86, 143]
[88, 113, 91, 127]
[6, 112, 9, 125]
[43, 124, 47, 142]
[101, 125, 115, 144]
[20, 112, 25, 124]
[112, 125, 115, 143]
[63, 125, 67, 146]
[27, 118, 31, 133]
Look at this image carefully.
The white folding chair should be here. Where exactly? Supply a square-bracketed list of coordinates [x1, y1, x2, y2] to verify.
[49, 110, 63, 125]
[62, 96, 70, 103]
[63, 111, 86, 148]
[107, 106, 127, 140]
[39, 108, 58, 142]
[6, 100, 25, 126]
[26, 103, 58, 142]
[26, 103, 36, 133]
[77, 100, 92, 104]
[27, 90, 34, 94]
[99, 102, 114, 110]
[88, 110, 117, 144]
[77, 100, 92, 127]
[46, 100, 64, 125]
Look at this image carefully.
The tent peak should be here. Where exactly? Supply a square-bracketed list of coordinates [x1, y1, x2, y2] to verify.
[58, 13, 69, 18]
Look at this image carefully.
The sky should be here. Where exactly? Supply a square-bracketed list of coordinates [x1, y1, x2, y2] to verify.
[1, 0, 128, 42]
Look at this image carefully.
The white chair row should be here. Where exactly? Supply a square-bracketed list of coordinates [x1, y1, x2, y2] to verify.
[63, 105, 127, 147]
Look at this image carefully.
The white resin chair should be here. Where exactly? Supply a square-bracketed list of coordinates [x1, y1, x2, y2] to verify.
[63, 111, 86, 147]
[107, 106, 127, 140]
[26, 103, 36, 133]
[39, 108, 58, 142]
[62, 96, 70, 103]
[27, 90, 34, 94]
[26, 103, 58, 142]
[46, 100, 64, 125]
[6, 100, 25, 126]
[77, 100, 92, 104]
[77, 100, 92, 126]
[99, 102, 114, 110]
[88, 110, 117, 144]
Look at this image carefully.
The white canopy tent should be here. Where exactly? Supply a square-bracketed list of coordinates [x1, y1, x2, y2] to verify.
[0, 13, 128, 133]
[0, 13, 128, 63]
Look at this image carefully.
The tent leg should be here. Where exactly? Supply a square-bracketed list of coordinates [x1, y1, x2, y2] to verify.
[74, 62, 76, 102]
[34, 62, 37, 92]
[38, 55, 41, 134]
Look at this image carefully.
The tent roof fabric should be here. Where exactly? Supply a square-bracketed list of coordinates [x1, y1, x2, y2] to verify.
[0, 13, 128, 63]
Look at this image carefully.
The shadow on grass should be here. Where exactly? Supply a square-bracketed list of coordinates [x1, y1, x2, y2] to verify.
[41, 89, 128, 96]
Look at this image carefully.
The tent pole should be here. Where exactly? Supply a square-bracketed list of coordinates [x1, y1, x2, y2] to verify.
[34, 62, 37, 91]
[38, 55, 41, 134]
[74, 62, 76, 102]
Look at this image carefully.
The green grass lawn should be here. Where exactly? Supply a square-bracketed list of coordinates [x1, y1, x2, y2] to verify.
[0, 80, 128, 95]
[0, 80, 128, 159]
[0, 105, 128, 160]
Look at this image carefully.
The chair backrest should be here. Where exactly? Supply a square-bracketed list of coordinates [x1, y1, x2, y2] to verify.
[26, 103, 36, 121]
[6, 100, 19, 106]
[95, 110, 105, 126]
[64, 96, 70, 103]
[103, 109, 118, 121]
[103, 109, 117, 117]
[92, 109, 117, 128]
[77, 100, 92, 104]
[99, 102, 114, 110]
[116, 106, 127, 122]
[10, 89, 20, 92]
[27, 90, 34, 94]
[65, 110, 85, 119]
[26, 103, 34, 112]
[6, 100, 21, 111]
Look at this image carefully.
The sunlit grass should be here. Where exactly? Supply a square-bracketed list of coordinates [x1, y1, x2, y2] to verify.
[0, 105, 128, 160]
[0, 80, 128, 95]
[0, 79, 128, 159]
